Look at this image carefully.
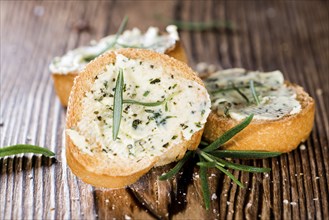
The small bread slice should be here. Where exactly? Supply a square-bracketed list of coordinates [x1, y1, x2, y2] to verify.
[51, 27, 187, 106]
[203, 69, 315, 152]
[66, 48, 210, 188]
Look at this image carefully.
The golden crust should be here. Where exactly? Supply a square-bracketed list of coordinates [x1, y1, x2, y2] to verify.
[52, 42, 188, 107]
[66, 48, 206, 188]
[203, 83, 315, 152]
[52, 73, 78, 106]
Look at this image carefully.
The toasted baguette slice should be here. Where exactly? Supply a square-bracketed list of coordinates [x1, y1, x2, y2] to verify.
[51, 26, 187, 106]
[66, 48, 210, 188]
[203, 69, 315, 152]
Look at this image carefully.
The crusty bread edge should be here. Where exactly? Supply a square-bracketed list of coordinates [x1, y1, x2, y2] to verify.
[203, 83, 315, 152]
[66, 48, 206, 188]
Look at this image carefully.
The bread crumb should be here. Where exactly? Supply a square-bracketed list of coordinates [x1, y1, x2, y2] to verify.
[226, 201, 230, 205]
[313, 198, 318, 201]
[211, 193, 217, 200]
[283, 199, 289, 204]
[299, 144, 306, 150]
[124, 214, 132, 220]
[290, 202, 297, 206]
[105, 199, 109, 203]
[315, 177, 320, 180]
[196, 62, 209, 73]
[264, 173, 269, 178]
[316, 89, 322, 96]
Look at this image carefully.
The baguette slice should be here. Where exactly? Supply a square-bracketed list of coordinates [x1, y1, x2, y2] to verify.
[51, 26, 187, 106]
[203, 69, 315, 152]
[66, 48, 210, 188]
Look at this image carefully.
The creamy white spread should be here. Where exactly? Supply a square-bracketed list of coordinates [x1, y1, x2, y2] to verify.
[50, 25, 179, 74]
[204, 68, 301, 120]
[66, 54, 210, 172]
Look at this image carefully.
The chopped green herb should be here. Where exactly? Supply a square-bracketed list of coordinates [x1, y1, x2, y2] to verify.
[143, 91, 150, 97]
[132, 119, 142, 129]
[150, 78, 161, 84]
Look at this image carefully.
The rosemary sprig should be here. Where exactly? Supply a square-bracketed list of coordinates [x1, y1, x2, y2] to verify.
[82, 16, 129, 62]
[210, 150, 281, 159]
[159, 114, 281, 210]
[250, 80, 260, 105]
[199, 155, 211, 210]
[112, 69, 124, 140]
[0, 144, 55, 158]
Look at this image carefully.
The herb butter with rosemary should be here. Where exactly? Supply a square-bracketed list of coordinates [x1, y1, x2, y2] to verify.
[66, 54, 211, 166]
[205, 68, 301, 120]
[50, 25, 179, 74]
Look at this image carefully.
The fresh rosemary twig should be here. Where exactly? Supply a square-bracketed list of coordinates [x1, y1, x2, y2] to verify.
[159, 114, 281, 210]
[0, 144, 55, 158]
[112, 69, 124, 140]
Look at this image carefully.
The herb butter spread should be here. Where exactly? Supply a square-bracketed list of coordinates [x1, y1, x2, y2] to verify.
[67, 54, 210, 173]
[205, 68, 301, 120]
[50, 26, 179, 74]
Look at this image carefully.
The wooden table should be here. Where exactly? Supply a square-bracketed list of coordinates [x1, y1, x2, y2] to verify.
[1, 1, 328, 219]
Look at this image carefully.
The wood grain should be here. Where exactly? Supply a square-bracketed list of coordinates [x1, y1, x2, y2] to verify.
[0, 0, 328, 219]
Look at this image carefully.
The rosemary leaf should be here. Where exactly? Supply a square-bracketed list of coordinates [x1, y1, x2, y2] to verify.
[215, 164, 244, 188]
[123, 91, 178, 107]
[200, 140, 209, 146]
[122, 99, 165, 107]
[203, 114, 254, 152]
[112, 16, 129, 45]
[82, 16, 129, 62]
[233, 84, 250, 103]
[197, 161, 216, 168]
[211, 150, 281, 159]
[199, 155, 211, 210]
[112, 69, 124, 140]
[250, 80, 260, 105]
[215, 158, 271, 173]
[0, 144, 55, 158]
[159, 151, 192, 180]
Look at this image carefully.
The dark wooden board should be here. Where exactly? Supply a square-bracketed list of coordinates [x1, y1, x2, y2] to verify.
[0, 0, 328, 219]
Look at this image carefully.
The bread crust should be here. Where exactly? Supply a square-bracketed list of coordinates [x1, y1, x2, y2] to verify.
[52, 42, 187, 107]
[66, 48, 206, 188]
[203, 83, 315, 152]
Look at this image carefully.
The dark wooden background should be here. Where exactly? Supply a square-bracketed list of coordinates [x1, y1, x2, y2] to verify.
[1, 0, 328, 219]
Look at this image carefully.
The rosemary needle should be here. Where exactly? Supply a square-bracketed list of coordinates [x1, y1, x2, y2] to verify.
[0, 144, 55, 158]
[112, 69, 124, 140]
[250, 80, 260, 105]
